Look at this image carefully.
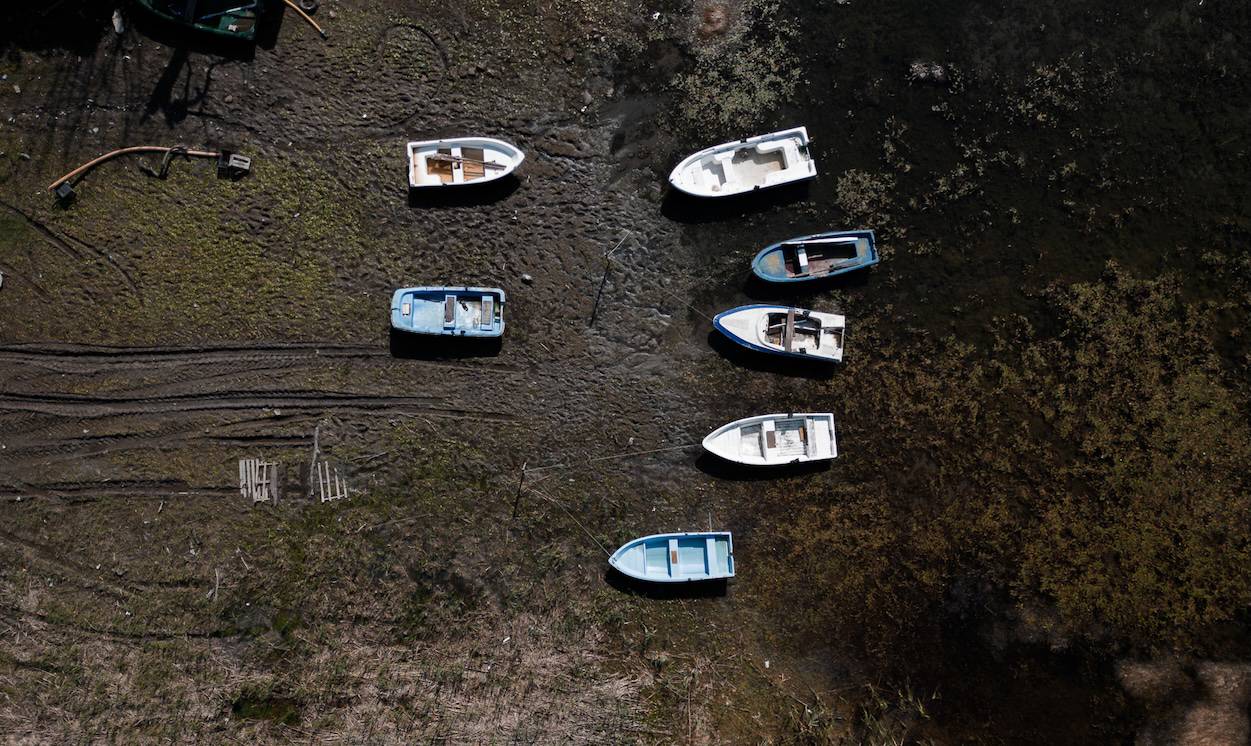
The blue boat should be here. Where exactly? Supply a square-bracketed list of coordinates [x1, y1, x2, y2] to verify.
[751, 229, 878, 283]
[390, 286, 505, 337]
[609, 532, 734, 583]
[713, 305, 846, 362]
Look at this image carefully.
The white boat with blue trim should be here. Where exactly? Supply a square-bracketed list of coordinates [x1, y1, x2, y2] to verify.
[713, 304, 845, 362]
[703, 413, 837, 466]
[609, 532, 735, 583]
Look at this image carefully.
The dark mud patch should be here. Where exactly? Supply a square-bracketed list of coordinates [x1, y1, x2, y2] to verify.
[660, 180, 812, 224]
[604, 568, 728, 600]
[705, 329, 836, 380]
[388, 328, 504, 359]
[231, 690, 301, 726]
[694, 452, 832, 482]
[406, 176, 521, 208]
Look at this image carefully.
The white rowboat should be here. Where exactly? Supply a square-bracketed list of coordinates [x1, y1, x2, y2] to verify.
[668, 126, 816, 197]
[407, 137, 524, 188]
[703, 413, 837, 466]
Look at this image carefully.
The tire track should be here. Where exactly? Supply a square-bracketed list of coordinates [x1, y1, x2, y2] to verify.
[0, 479, 238, 500]
[0, 342, 522, 375]
[0, 199, 142, 301]
[0, 389, 518, 422]
[0, 604, 234, 642]
[1, 430, 313, 466]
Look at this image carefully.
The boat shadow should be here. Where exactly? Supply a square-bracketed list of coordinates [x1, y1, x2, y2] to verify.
[707, 330, 835, 380]
[694, 451, 832, 481]
[388, 328, 503, 359]
[604, 568, 729, 599]
[659, 181, 811, 224]
[407, 176, 521, 208]
[739, 268, 877, 303]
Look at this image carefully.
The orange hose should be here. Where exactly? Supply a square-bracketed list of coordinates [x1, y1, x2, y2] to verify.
[48, 146, 218, 191]
[283, 0, 327, 38]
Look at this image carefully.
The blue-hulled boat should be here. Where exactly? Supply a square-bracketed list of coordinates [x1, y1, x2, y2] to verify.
[390, 286, 505, 337]
[713, 304, 846, 362]
[751, 229, 878, 283]
[609, 532, 734, 583]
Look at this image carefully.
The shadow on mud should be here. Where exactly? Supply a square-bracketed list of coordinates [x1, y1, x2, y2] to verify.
[739, 267, 878, 303]
[407, 176, 521, 209]
[0, 4, 115, 55]
[128, 12, 274, 59]
[388, 328, 503, 359]
[694, 452, 832, 482]
[660, 181, 811, 224]
[707, 330, 835, 380]
[604, 568, 728, 599]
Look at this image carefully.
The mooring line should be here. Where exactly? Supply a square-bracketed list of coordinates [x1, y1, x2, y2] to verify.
[605, 252, 717, 323]
[527, 486, 611, 556]
[523, 441, 702, 474]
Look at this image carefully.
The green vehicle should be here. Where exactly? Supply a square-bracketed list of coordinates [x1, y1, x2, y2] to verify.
[132, 0, 267, 41]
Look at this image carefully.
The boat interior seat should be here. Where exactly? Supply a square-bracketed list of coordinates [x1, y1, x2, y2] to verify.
[480, 295, 494, 329]
[443, 295, 457, 326]
[794, 246, 810, 274]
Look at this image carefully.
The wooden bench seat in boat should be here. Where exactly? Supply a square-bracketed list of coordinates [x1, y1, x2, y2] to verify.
[480, 295, 494, 329]
[443, 295, 456, 326]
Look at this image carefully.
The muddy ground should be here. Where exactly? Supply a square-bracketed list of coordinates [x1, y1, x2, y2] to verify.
[1, 0, 1250, 742]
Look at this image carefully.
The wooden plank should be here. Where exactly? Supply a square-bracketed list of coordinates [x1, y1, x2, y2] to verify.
[783, 309, 796, 351]
[481, 295, 494, 328]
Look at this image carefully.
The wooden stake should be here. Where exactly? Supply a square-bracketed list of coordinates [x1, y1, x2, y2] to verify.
[511, 462, 527, 519]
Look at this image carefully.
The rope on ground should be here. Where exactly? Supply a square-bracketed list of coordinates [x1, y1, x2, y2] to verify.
[523, 441, 702, 474]
[527, 486, 611, 556]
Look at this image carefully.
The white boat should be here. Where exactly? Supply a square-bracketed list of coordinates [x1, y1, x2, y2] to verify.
[703, 413, 837, 466]
[713, 304, 846, 362]
[668, 126, 816, 197]
[406, 137, 524, 188]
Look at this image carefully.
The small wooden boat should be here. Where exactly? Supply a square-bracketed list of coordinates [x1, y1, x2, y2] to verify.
[703, 413, 837, 466]
[713, 305, 845, 362]
[668, 126, 815, 198]
[390, 286, 505, 337]
[406, 137, 524, 189]
[133, 0, 266, 40]
[609, 532, 735, 583]
[752, 230, 879, 283]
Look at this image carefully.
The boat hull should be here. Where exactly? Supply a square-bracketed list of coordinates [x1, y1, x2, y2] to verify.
[609, 532, 734, 583]
[703, 413, 838, 466]
[390, 286, 506, 337]
[752, 230, 879, 283]
[407, 137, 524, 189]
[668, 126, 816, 198]
[713, 304, 845, 363]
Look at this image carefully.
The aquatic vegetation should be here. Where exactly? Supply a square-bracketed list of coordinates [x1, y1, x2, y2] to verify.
[671, 0, 800, 133]
[835, 169, 896, 230]
[758, 263, 1251, 670]
[1013, 264, 1251, 646]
